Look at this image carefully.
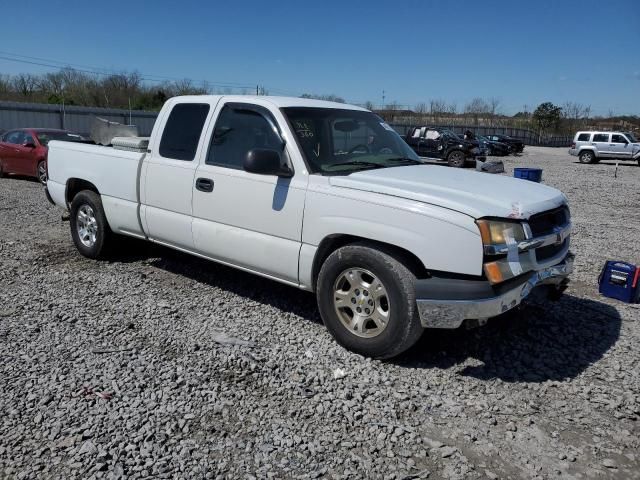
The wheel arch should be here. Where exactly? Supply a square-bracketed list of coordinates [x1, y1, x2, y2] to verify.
[579, 147, 597, 156]
[66, 178, 100, 208]
[310, 234, 429, 292]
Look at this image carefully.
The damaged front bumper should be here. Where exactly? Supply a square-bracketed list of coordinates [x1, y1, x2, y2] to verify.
[416, 253, 574, 329]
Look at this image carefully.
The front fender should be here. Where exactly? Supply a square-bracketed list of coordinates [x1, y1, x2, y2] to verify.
[302, 188, 484, 278]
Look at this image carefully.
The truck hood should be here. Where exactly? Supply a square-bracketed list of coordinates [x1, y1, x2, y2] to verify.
[329, 165, 567, 219]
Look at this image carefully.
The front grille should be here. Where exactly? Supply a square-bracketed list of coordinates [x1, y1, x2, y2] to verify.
[536, 238, 568, 261]
[528, 206, 570, 236]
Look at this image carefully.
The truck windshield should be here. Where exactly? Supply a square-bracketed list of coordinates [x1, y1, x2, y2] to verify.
[282, 107, 421, 174]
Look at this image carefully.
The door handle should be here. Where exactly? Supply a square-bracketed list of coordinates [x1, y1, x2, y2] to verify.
[195, 177, 214, 192]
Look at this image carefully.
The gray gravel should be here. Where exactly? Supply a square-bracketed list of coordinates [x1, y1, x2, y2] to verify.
[1, 147, 639, 479]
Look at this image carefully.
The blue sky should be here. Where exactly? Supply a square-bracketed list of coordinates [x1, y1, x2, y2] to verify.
[1, 0, 639, 115]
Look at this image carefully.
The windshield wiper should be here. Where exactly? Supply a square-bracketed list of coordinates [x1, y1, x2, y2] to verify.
[325, 160, 387, 171]
[384, 157, 423, 165]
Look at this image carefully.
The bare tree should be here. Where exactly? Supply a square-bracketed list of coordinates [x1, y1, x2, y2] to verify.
[488, 97, 501, 116]
[464, 97, 489, 124]
[12, 74, 38, 98]
[429, 99, 447, 114]
[414, 102, 428, 114]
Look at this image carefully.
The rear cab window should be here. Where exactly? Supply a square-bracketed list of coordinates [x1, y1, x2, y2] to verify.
[577, 133, 591, 142]
[159, 103, 210, 161]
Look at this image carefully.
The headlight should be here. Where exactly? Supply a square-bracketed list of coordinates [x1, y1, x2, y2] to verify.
[476, 219, 526, 245]
[476, 219, 527, 284]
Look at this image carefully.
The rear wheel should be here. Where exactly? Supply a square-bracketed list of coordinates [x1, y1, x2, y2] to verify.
[447, 150, 466, 168]
[579, 150, 595, 164]
[316, 243, 424, 359]
[37, 161, 47, 184]
[69, 190, 113, 259]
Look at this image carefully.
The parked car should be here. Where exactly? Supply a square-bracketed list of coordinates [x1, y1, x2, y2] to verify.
[484, 134, 524, 153]
[404, 127, 486, 167]
[569, 131, 640, 165]
[477, 135, 512, 156]
[45, 96, 573, 359]
[0, 128, 85, 184]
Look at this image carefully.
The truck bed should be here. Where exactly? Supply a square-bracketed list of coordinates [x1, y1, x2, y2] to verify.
[47, 140, 146, 237]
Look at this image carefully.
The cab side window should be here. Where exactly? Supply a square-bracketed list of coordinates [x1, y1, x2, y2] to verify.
[611, 134, 628, 144]
[577, 133, 591, 141]
[592, 133, 609, 142]
[159, 103, 210, 161]
[207, 106, 282, 170]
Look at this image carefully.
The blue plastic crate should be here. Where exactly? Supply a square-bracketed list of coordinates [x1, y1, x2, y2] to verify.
[514, 167, 543, 182]
[598, 261, 640, 303]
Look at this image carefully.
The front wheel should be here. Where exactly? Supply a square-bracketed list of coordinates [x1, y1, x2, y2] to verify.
[447, 150, 466, 168]
[37, 161, 47, 184]
[316, 243, 424, 359]
[69, 190, 113, 259]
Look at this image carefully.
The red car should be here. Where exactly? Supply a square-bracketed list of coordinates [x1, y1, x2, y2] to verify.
[0, 128, 85, 184]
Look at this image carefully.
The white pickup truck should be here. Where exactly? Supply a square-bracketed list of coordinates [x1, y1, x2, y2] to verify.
[45, 95, 573, 358]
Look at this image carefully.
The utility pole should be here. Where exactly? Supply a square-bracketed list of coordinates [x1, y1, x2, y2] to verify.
[382, 90, 386, 107]
[256, 85, 259, 96]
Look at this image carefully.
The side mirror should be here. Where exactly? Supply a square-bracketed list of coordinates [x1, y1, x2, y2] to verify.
[23, 141, 36, 148]
[244, 149, 293, 177]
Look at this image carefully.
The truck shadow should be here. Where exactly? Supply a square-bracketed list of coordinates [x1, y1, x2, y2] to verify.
[114, 240, 621, 382]
[126, 242, 323, 323]
[395, 294, 622, 383]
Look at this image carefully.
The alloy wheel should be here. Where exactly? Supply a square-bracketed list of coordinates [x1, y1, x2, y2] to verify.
[76, 205, 98, 248]
[333, 268, 390, 338]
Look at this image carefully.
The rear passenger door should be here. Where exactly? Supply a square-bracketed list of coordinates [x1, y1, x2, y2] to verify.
[592, 133, 611, 157]
[610, 134, 632, 159]
[191, 102, 306, 284]
[141, 100, 214, 250]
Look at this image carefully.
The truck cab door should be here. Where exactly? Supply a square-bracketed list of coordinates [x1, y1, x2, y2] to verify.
[191, 102, 306, 284]
[141, 101, 213, 250]
[422, 129, 441, 157]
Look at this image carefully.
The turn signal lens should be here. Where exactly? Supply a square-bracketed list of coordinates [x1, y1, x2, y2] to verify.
[484, 262, 505, 284]
[484, 260, 521, 284]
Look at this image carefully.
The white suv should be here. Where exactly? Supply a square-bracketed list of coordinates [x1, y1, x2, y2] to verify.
[569, 131, 640, 165]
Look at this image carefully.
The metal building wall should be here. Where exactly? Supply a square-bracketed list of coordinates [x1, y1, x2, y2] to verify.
[0, 101, 158, 136]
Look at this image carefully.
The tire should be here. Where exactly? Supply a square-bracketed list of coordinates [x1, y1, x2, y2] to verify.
[579, 150, 595, 164]
[316, 243, 424, 359]
[69, 190, 112, 259]
[37, 160, 47, 184]
[447, 150, 466, 168]
[637, 159, 640, 167]
[0, 160, 5, 178]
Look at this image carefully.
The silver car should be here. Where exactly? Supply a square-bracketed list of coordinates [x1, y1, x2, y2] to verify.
[569, 131, 640, 165]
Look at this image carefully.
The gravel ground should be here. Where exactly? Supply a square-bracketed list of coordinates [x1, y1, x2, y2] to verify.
[1, 147, 639, 480]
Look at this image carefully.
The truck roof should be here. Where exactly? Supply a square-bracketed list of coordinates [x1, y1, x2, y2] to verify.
[171, 95, 369, 111]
